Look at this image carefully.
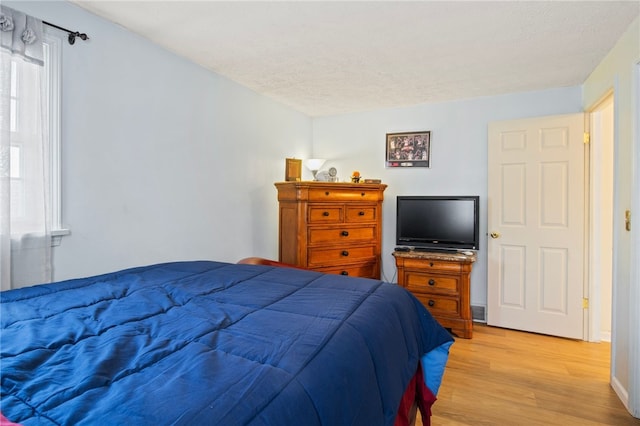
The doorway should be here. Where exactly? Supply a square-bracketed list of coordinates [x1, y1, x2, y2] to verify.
[588, 94, 614, 343]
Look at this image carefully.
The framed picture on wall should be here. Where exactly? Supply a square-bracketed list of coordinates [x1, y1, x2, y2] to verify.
[385, 131, 431, 168]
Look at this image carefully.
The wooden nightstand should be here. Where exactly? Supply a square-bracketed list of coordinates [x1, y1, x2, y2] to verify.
[275, 181, 387, 279]
[393, 250, 476, 338]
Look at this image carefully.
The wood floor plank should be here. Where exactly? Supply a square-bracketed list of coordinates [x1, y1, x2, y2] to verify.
[422, 324, 639, 425]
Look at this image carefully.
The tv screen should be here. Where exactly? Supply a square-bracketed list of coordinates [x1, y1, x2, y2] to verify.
[396, 196, 480, 251]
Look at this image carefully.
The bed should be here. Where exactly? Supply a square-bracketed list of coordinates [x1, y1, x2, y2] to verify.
[1, 259, 453, 425]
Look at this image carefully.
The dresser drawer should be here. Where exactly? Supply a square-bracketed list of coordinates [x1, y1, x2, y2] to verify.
[413, 294, 460, 317]
[307, 245, 376, 266]
[402, 258, 462, 272]
[308, 188, 381, 202]
[404, 272, 459, 295]
[345, 206, 377, 222]
[308, 226, 376, 244]
[308, 206, 344, 223]
[315, 262, 377, 278]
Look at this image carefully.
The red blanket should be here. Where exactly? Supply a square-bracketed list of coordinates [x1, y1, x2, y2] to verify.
[395, 363, 437, 426]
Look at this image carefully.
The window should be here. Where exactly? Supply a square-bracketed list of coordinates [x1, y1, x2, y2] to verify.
[43, 29, 65, 238]
[8, 27, 66, 241]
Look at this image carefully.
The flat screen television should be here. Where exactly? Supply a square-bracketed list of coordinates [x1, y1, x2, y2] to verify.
[396, 196, 480, 251]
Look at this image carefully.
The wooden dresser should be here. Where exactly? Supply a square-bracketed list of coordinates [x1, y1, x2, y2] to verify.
[275, 182, 387, 279]
[393, 250, 476, 338]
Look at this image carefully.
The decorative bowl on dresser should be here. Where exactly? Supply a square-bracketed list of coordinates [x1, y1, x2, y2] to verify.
[393, 250, 477, 338]
[275, 181, 387, 279]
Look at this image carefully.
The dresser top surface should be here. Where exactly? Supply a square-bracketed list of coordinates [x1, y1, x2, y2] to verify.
[275, 181, 387, 190]
[276, 181, 387, 202]
[392, 250, 477, 263]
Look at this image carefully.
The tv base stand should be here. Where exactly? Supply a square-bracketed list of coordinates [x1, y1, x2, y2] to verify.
[393, 250, 476, 338]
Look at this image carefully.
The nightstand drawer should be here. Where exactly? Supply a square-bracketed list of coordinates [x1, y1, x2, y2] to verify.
[308, 245, 376, 266]
[402, 258, 462, 272]
[414, 294, 460, 316]
[315, 262, 377, 278]
[308, 206, 343, 223]
[345, 206, 377, 222]
[404, 272, 459, 294]
[308, 226, 376, 244]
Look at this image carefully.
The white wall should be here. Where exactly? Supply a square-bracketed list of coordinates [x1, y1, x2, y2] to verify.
[8, 1, 312, 281]
[312, 87, 583, 309]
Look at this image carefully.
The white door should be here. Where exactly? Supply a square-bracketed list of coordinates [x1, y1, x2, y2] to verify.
[487, 113, 586, 339]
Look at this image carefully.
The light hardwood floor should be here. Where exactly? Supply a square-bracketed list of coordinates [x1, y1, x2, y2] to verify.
[421, 324, 639, 425]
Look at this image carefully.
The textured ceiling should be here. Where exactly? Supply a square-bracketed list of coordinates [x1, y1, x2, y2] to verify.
[72, 1, 639, 117]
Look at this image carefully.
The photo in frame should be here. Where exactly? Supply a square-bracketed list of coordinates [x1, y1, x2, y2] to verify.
[385, 131, 431, 168]
[285, 158, 302, 181]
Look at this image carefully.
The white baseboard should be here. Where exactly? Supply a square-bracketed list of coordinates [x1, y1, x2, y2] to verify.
[611, 375, 630, 413]
[600, 331, 611, 342]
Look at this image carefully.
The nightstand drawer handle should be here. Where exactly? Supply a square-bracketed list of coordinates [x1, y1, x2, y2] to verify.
[325, 191, 330, 196]
[428, 279, 436, 286]
[340, 271, 349, 276]
[361, 192, 365, 197]
[323, 211, 330, 216]
[430, 262, 434, 267]
[428, 300, 435, 307]
[358, 211, 365, 216]
[341, 250, 349, 256]
[341, 230, 349, 236]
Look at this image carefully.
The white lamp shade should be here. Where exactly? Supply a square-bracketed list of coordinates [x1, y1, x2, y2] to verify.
[306, 159, 326, 171]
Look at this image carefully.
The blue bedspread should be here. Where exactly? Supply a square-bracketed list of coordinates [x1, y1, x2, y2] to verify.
[1, 261, 453, 425]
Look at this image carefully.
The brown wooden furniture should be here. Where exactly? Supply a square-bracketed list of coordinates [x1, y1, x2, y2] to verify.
[275, 181, 387, 279]
[393, 250, 476, 338]
[237, 257, 301, 269]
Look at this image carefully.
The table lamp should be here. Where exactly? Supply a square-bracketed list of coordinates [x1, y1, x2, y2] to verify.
[306, 159, 326, 181]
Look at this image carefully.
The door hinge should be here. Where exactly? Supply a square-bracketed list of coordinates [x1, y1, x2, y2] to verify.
[582, 298, 589, 309]
[584, 133, 590, 144]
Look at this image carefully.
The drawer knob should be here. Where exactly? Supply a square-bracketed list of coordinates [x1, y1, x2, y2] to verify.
[361, 192, 365, 197]
[428, 279, 436, 286]
[430, 262, 434, 267]
[358, 211, 365, 216]
[341, 230, 349, 237]
[428, 300, 435, 307]
[323, 211, 330, 216]
[341, 250, 349, 256]
[325, 191, 330, 196]
[340, 271, 349, 276]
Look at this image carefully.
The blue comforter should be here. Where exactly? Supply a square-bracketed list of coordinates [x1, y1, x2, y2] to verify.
[1, 261, 453, 425]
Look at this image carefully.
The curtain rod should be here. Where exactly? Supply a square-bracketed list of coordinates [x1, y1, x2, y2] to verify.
[43, 21, 89, 45]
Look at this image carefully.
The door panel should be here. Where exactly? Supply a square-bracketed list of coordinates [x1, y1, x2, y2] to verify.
[540, 247, 568, 313]
[500, 245, 526, 308]
[488, 113, 585, 339]
[502, 164, 526, 225]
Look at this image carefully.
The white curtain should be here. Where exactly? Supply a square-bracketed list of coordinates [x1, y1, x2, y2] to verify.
[0, 6, 51, 291]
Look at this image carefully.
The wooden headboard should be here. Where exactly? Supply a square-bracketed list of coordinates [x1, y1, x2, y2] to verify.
[236, 257, 302, 269]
